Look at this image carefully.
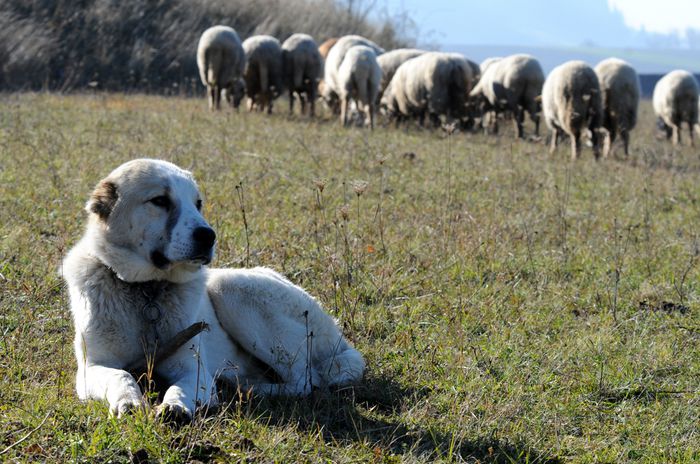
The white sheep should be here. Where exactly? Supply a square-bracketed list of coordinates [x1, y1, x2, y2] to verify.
[336, 45, 382, 129]
[242, 35, 284, 114]
[380, 52, 473, 127]
[542, 60, 602, 160]
[196, 26, 246, 111]
[469, 54, 545, 138]
[282, 33, 322, 116]
[652, 69, 699, 146]
[322, 35, 384, 113]
[594, 58, 640, 157]
[480, 57, 502, 74]
[376, 48, 426, 99]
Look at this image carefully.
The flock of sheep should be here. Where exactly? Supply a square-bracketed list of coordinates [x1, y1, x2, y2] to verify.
[197, 25, 700, 159]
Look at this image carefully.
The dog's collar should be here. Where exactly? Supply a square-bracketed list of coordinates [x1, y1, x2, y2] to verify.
[140, 281, 165, 357]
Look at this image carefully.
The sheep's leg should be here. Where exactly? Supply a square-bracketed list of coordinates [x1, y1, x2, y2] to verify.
[672, 124, 680, 146]
[308, 83, 316, 117]
[603, 131, 612, 158]
[215, 86, 222, 110]
[549, 128, 559, 154]
[571, 132, 580, 160]
[602, 121, 616, 158]
[341, 96, 349, 127]
[621, 130, 630, 157]
[531, 110, 540, 136]
[300, 94, 307, 116]
[688, 122, 695, 147]
[368, 102, 375, 131]
[591, 128, 601, 160]
[289, 92, 294, 115]
[514, 107, 525, 139]
[207, 86, 215, 110]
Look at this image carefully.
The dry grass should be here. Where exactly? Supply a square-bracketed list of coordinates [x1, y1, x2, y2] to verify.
[1, 93, 700, 462]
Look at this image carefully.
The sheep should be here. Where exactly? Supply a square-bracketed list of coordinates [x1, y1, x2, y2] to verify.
[281, 33, 322, 116]
[468, 57, 502, 130]
[468, 54, 545, 138]
[322, 35, 384, 113]
[380, 52, 473, 128]
[466, 58, 481, 85]
[196, 25, 246, 111]
[318, 37, 339, 60]
[242, 35, 284, 114]
[594, 58, 640, 157]
[458, 57, 482, 129]
[376, 48, 426, 99]
[480, 57, 502, 74]
[652, 69, 699, 146]
[336, 45, 382, 129]
[542, 60, 602, 160]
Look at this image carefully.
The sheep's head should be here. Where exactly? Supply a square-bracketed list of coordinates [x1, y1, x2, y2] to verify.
[225, 78, 246, 109]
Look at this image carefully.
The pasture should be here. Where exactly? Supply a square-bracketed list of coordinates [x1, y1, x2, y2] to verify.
[1, 92, 699, 462]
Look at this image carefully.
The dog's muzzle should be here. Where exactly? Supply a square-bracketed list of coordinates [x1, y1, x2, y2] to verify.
[191, 226, 216, 264]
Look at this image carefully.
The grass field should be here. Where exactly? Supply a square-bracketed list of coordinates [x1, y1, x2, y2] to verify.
[1, 93, 700, 463]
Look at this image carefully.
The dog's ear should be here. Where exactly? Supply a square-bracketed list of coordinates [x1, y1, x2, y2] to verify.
[86, 180, 118, 220]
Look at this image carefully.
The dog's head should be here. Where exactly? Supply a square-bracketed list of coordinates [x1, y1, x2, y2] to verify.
[85, 159, 216, 283]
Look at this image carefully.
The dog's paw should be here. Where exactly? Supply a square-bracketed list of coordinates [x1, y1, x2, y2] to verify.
[111, 397, 144, 418]
[156, 401, 193, 425]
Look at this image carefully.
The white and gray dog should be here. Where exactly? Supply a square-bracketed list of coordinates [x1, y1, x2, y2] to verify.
[63, 159, 364, 420]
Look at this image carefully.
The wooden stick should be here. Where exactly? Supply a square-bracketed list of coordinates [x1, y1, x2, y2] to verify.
[127, 321, 209, 375]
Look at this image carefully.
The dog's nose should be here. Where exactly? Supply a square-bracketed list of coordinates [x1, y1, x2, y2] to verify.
[192, 227, 216, 249]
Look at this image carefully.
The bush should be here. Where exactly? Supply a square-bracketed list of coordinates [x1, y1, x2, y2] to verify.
[0, 0, 412, 92]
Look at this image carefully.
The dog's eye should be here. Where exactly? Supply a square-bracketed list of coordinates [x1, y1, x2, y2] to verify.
[196, 199, 203, 211]
[148, 195, 171, 209]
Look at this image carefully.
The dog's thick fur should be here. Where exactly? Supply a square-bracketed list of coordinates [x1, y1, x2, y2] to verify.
[63, 159, 364, 419]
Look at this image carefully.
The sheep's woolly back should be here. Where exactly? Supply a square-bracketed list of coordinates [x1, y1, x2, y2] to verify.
[377, 48, 426, 94]
[323, 35, 384, 99]
[480, 57, 502, 74]
[196, 26, 245, 88]
[652, 69, 699, 127]
[242, 35, 284, 99]
[542, 60, 601, 135]
[594, 58, 640, 132]
[281, 33, 322, 91]
[470, 54, 544, 112]
[381, 52, 472, 122]
[337, 45, 381, 105]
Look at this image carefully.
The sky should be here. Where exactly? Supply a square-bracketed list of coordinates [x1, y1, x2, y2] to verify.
[381, 0, 700, 49]
[608, 0, 700, 35]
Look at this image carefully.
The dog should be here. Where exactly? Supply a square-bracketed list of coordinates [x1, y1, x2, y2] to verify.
[62, 159, 364, 420]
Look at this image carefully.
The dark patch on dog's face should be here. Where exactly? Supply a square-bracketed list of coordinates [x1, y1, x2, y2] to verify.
[89, 180, 118, 220]
[150, 250, 171, 269]
[164, 199, 181, 244]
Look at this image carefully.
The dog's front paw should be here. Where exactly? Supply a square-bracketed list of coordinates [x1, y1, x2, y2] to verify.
[156, 401, 193, 425]
[111, 397, 144, 418]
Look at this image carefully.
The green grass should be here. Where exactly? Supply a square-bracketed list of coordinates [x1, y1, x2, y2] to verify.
[1, 93, 700, 463]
